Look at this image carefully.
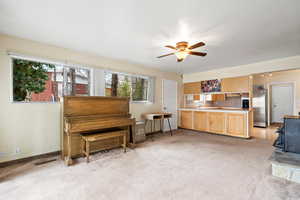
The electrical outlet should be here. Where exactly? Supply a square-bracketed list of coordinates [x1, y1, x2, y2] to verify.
[15, 147, 21, 154]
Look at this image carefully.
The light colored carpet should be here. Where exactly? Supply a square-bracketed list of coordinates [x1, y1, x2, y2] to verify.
[1, 130, 300, 200]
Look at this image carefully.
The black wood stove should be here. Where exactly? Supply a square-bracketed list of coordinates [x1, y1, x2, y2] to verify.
[273, 116, 300, 154]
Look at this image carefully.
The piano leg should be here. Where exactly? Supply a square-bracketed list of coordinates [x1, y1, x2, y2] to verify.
[123, 132, 127, 153]
[65, 133, 73, 166]
[86, 141, 90, 163]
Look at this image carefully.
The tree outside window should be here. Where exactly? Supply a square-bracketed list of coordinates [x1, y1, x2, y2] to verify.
[13, 58, 91, 102]
[105, 71, 150, 101]
[13, 59, 55, 101]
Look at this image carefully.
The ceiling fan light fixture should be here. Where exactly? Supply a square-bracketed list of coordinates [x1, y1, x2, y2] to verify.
[157, 41, 206, 62]
[175, 50, 189, 61]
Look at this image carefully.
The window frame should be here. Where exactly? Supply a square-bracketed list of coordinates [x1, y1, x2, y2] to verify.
[10, 54, 92, 103]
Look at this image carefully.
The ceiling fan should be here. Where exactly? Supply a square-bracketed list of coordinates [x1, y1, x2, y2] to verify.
[157, 41, 207, 62]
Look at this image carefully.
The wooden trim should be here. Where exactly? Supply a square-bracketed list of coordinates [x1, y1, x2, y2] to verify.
[64, 96, 130, 100]
[0, 151, 60, 168]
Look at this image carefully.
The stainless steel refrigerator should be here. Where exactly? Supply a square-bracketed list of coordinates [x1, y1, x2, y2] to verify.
[253, 85, 268, 127]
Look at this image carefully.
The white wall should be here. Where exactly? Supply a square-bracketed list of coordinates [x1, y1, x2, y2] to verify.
[0, 34, 182, 163]
[183, 56, 300, 82]
[253, 70, 300, 122]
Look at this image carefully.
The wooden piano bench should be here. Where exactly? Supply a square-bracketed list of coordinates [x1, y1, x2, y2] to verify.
[81, 130, 127, 163]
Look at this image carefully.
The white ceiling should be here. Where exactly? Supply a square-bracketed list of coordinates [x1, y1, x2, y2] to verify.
[1, 0, 300, 74]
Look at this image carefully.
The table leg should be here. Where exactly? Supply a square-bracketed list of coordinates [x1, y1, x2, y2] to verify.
[167, 118, 173, 136]
[151, 120, 153, 133]
[160, 118, 163, 133]
[131, 119, 136, 144]
[144, 120, 148, 135]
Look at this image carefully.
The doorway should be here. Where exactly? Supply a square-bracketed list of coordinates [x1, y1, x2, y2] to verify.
[270, 83, 294, 123]
[162, 79, 178, 130]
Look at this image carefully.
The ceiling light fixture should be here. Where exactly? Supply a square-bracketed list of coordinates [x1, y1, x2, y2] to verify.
[174, 50, 189, 62]
[157, 41, 207, 62]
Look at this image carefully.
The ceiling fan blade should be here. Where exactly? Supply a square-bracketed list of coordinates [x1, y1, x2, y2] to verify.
[188, 42, 205, 50]
[157, 52, 174, 58]
[189, 51, 207, 56]
[165, 45, 177, 50]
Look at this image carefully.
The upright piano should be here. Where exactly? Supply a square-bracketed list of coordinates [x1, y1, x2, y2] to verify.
[61, 96, 136, 166]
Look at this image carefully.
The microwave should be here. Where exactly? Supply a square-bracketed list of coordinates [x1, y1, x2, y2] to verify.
[241, 97, 249, 108]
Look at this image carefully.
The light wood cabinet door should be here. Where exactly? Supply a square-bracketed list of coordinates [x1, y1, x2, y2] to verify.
[208, 112, 225, 134]
[221, 76, 250, 93]
[184, 82, 201, 94]
[227, 113, 246, 137]
[194, 112, 208, 131]
[180, 111, 193, 129]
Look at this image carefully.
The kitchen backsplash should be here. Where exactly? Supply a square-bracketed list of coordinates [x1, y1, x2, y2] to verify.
[212, 96, 242, 108]
[184, 95, 243, 108]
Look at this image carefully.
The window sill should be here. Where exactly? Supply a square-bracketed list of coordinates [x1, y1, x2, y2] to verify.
[11, 101, 60, 104]
[11, 100, 153, 104]
[130, 101, 153, 104]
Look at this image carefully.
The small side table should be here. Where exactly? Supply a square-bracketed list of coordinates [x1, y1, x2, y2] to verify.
[142, 112, 173, 136]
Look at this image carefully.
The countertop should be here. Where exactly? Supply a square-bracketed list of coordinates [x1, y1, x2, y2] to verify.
[284, 115, 300, 119]
[178, 107, 251, 113]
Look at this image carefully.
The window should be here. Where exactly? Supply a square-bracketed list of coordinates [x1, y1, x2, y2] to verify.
[105, 72, 131, 98]
[131, 77, 149, 101]
[105, 71, 153, 102]
[11, 55, 154, 103]
[12, 58, 91, 102]
[63, 67, 90, 96]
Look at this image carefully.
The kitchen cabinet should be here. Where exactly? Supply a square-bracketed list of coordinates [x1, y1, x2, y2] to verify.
[180, 111, 193, 129]
[194, 111, 208, 131]
[208, 112, 226, 134]
[221, 76, 250, 93]
[184, 82, 201, 94]
[179, 109, 250, 138]
[227, 113, 246, 137]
